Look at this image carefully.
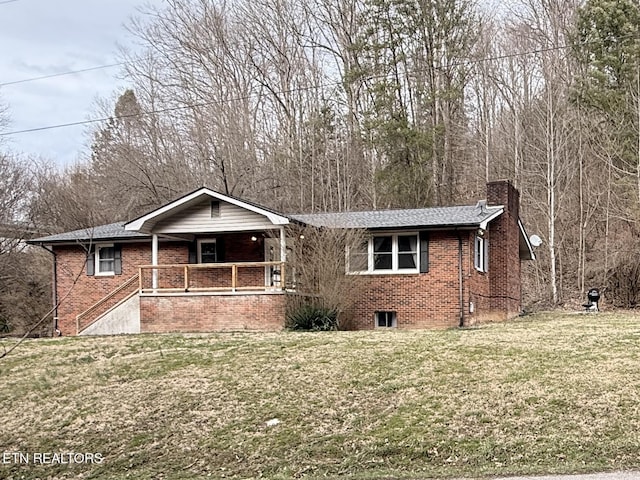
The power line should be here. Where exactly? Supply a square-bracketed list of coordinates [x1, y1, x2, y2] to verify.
[0, 0, 20, 5]
[0, 63, 124, 87]
[0, 36, 629, 138]
[0, 82, 337, 136]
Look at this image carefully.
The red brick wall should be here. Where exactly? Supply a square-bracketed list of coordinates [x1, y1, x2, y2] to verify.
[139, 293, 285, 332]
[54, 241, 188, 335]
[487, 180, 522, 319]
[223, 232, 265, 262]
[53, 233, 267, 335]
[348, 181, 524, 329]
[349, 231, 468, 330]
[466, 230, 493, 324]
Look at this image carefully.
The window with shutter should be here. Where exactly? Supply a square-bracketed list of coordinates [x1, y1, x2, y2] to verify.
[93, 244, 118, 276]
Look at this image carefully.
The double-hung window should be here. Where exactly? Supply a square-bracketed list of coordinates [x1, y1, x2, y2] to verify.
[198, 239, 218, 264]
[348, 233, 420, 273]
[397, 235, 418, 269]
[96, 245, 116, 276]
[474, 235, 488, 273]
[373, 236, 393, 270]
[86, 244, 122, 276]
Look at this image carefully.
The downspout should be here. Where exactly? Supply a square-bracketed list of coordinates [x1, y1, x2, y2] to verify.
[457, 231, 464, 328]
[39, 244, 59, 336]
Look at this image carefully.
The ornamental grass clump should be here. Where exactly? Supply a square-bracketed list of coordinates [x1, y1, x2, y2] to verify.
[285, 303, 338, 331]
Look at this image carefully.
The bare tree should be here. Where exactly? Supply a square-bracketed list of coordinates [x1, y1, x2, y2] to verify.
[285, 225, 367, 329]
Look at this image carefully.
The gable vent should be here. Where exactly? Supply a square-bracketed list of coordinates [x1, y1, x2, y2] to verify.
[211, 201, 220, 218]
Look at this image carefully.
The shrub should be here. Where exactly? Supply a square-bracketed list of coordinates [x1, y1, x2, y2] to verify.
[285, 304, 338, 331]
[0, 316, 10, 334]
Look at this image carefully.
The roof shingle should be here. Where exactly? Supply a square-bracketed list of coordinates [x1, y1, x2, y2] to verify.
[290, 204, 503, 229]
[28, 222, 150, 244]
[29, 203, 504, 244]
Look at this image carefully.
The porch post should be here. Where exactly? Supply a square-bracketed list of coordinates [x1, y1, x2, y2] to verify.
[280, 227, 287, 290]
[152, 234, 159, 289]
[279, 226, 287, 262]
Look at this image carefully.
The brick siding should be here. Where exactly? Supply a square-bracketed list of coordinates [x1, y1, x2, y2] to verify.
[55, 242, 155, 336]
[348, 181, 523, 329]
[487, 180, 522, 319]
[53, 183, 523, 335]
[348, 231, 471, 330]
[54, 233, 266, 335]
[139, 293, 286, 333]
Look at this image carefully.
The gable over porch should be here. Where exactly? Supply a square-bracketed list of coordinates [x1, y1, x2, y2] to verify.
[124, 187, 297, 293]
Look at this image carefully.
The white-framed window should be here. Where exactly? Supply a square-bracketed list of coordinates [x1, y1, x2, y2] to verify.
[348, 240, 369, 272]
[474, 235, 488, 273]
[375, 311, 397, 328]
[347, 233, 419, 274]
[197, 239, 218, 264]
[95, 244, 116, 276]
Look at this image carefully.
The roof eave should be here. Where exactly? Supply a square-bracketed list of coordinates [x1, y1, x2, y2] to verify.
[479, 206, 505, 230]
[518, 218, 536, 261]
[26, 236, 152, 247]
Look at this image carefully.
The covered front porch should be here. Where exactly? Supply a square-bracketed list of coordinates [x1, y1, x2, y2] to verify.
[139, 218, 295, 292]
[76, 188, 304, 335]
[127, 187, 298, 293]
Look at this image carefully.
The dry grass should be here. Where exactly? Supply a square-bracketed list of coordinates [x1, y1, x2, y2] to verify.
[2, 312, 640, 479]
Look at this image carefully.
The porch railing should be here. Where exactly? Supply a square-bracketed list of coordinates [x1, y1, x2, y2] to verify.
[138, 261, 287, 294]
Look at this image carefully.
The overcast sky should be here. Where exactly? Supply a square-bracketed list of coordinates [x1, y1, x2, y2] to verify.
[0, 0, 163, 167]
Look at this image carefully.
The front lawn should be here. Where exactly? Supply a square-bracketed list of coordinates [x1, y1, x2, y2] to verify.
[1, 312, 640, 479]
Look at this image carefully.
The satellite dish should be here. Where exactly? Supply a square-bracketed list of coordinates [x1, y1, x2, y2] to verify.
[529, 234, 542, 247]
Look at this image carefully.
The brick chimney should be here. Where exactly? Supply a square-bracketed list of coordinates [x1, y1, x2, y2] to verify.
[486, 180, 521, 318]
[487, 179, 519, 220]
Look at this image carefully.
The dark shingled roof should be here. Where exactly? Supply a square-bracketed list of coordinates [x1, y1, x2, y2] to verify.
[28, 203, 503, 244]
[28, 222, 151, 245]
[290, 204, 503, 229]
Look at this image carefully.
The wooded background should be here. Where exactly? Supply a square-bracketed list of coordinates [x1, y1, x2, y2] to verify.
[2, 0, 640, 333]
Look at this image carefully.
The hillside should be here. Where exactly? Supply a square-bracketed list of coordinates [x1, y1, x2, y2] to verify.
[2, 313, 640, 479]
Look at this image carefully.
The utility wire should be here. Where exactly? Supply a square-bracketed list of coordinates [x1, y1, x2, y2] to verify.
[0, 63, 124, 87]
[0, 0, 20, 5]
[0, 82, 335, 136]
[0, 35, 633, 137]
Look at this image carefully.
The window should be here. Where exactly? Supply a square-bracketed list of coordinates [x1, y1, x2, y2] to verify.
[87, 244, 121, 276]
[474, 235, 488, 273]
[397, 235, 418, 269]
[347, 233, 421, 273]
[348, 240, 368, 272]
[376, 311, 397, 328]
[373, 236, 393, 270]
[198, 239, 218, 264]
[96, 245, 116, 275]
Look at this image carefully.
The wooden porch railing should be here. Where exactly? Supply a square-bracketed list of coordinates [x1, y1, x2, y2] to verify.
[138, 261, 287, 294]
[76, 273, 140, 335]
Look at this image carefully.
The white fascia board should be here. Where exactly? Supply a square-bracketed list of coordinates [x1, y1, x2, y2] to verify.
[125, 188, 290, 232]
[479, 206, 504, 230]
[518, 218, 536, 261]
